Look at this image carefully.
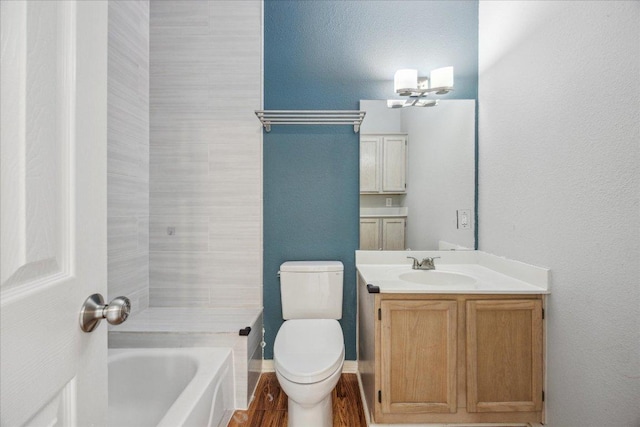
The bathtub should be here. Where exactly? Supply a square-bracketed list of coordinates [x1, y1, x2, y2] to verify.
[108, 348, 234, 427]
[109, 307, 263, 409]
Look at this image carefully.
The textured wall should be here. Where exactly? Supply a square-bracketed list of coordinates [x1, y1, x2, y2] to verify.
[149, 1, 262, 308]
[478, 2, 640, 425]
[264, 0, 478, 360]
[107, 0, 149, 314]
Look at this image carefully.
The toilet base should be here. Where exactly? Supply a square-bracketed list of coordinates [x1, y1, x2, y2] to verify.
[288, 393, 332, 427]
[275, 362, 343, 427]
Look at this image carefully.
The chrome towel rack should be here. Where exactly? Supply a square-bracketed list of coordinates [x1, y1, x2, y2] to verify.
[255, 110, 366, 133]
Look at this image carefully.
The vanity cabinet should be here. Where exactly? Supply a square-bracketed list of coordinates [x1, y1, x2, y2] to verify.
[379, 300, 458, 414]
[358, 280, 544, 424]
[466, 299, 543, 414]
[360, 134, 407, 194]
[359, 217, 406, 250]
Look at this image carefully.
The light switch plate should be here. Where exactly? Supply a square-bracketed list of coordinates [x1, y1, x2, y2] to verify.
[457, 210, 471, 229]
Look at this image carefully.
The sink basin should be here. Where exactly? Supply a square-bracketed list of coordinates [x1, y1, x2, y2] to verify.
[399, 270, 477, 286]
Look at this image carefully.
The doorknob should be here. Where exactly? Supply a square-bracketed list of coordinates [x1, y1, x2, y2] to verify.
[80, 293, 131, 332]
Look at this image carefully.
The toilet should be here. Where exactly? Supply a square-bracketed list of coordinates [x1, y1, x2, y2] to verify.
[273, 261, 345, 427]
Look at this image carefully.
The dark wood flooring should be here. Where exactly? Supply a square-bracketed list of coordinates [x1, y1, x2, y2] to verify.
[228, 373, 367, 427]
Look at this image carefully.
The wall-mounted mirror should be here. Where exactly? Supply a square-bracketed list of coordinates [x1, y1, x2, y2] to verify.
[359, 99, 476, 251]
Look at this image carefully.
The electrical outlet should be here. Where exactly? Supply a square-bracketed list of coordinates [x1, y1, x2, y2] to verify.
[457, 210, 471, 230]
[385, 198, 393, 207]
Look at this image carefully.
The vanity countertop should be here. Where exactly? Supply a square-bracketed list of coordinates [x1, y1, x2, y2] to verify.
[359, 207, 408, 218]
[356, 250, 550, 294]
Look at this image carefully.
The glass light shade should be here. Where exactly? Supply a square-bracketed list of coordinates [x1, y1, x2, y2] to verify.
[394, 69, 418, 93]
[414, 99, 438, 107]
[387, 99, 406, 109]
[430, 66, 454, 89]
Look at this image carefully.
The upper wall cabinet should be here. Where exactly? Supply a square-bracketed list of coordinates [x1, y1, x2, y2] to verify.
[360, 134, 407, 194]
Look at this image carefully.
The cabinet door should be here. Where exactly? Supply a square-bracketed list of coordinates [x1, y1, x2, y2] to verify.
[381, 136, 406, 193]
[382, 217, 405, 250]
[380, 300, 457, 414]
[360, 218, 381, 250]
[466, 300, 543, 413]
[360, 136, 380, 193]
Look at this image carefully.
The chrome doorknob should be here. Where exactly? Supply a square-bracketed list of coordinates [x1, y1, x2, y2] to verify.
[80, 293, 131, 332]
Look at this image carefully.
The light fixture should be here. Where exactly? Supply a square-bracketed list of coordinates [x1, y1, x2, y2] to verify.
[386, 99, 438, 109]
[387, 66, 454, 108]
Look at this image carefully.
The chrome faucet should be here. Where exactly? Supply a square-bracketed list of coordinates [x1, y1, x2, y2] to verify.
[407, 256, 440, 270]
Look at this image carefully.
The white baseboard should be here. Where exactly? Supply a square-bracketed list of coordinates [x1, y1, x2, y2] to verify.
[262, 359, 358, 373]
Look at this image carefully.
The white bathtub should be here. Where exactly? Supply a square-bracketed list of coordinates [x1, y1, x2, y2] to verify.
[108, 348, 234, 427]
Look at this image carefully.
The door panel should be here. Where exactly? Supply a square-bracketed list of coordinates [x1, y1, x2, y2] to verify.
[360, 136, 379, 193]
[380, 300, 457, 414]
[381, 136, 406, 193]
[466, 300, 543, 413]
[1, 1, 108, 425]
[1, 0, 71, 292]
[382, 218, 405, 250]
[360, 218, 381, 250]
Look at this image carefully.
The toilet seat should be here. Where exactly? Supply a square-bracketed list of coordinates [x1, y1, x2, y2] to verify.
[274, 319, 344, 384]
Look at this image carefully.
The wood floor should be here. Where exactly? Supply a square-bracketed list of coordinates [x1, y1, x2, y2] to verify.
[228, 373, 367, 427]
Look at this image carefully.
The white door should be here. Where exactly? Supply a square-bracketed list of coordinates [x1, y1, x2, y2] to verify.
[359, 136, 380, 193]
[359, 218, 381, 250]
[1, 1, 108, 426]
[382, 217, 406, 250]
[381, 136, 406, 193]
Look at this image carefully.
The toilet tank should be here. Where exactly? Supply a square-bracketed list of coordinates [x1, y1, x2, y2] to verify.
[279, 261, 343, 320]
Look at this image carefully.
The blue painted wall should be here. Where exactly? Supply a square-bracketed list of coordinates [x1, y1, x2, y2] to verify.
[264, 0, 478, 360]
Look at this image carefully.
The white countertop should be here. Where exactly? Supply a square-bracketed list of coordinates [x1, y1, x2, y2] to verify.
[356, 250, 550, 294]
[360, 207, 408, 218]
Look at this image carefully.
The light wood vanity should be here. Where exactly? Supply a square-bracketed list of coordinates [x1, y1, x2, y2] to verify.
[356, 251, 549, 425]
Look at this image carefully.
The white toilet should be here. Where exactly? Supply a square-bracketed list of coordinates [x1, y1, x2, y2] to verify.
[273, 261, 345, 427]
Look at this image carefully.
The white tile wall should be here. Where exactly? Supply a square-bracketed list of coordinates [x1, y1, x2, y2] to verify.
[149, 0, 263, 308]
[150, 216, 209, 252]
[107, 0, 149, 314]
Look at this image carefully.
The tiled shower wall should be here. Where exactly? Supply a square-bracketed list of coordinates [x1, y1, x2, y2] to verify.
[107, 0, 150, 315]
[149, 1, 263, 308]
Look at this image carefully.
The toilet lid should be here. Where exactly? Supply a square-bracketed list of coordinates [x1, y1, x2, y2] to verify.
[274, 319, 345, 384]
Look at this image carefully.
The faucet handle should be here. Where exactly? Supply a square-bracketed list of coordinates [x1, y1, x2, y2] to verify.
[421, 256, 440, 270]
[407, 256, 420, 269]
